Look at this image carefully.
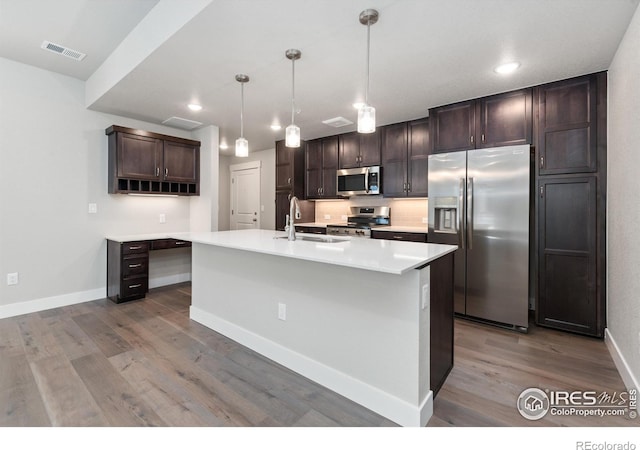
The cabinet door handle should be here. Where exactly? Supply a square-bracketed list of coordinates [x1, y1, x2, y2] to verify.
[540, 186, 544, 198]
[128, 263, 142, 268]
[156, 167, 160, 177]
[321, 187, 324, 195]
[470, 135, 474, 144]
[407, 182, 411, 192]
[403, 182, 407, 191]
[128, 284, 142, 289]
[165, 168, 169, 177]
[287, 177, 291, 184]
[540, 156, 544, 168]
[128, 245, 142, 250]
[481, 133, 485, 143]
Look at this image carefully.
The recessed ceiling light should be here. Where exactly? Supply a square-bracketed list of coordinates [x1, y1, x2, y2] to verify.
[270, 124, 282, 131]
[188, 103, 203, 111]
[494, 62, 520, 75]
[219, 142, 228, 150]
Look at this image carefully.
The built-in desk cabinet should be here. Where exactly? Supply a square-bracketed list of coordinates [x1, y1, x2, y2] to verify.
[107, 238, 191, 303]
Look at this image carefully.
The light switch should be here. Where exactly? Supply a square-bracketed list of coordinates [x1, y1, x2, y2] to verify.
[88, 203, 97, 214]
[7, 272, 18, 286]
[159, 213, 166, 224]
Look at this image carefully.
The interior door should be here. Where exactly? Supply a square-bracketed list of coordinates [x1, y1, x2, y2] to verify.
[466, 145, 530, 328]
[231, 167, 260, 230]
[427, 151, 467, 314]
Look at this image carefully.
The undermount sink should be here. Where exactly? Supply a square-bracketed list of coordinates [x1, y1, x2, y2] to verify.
[275, 234, 348, 243]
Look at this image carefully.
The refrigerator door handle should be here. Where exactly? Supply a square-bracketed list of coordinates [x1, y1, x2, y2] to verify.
[458, 177, 465, 249]
[467, 177, 474, 250]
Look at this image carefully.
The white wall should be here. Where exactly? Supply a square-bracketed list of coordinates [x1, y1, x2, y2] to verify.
[0, 57, 199, 313]
[218, 148, 275, 231]
[607, 4, 640, 390]
[190, 125, 219, 232]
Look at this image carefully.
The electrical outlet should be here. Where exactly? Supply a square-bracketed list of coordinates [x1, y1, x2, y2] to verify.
[421, 283, 429, 310]
[324, 214, 331, 220]
[422, 217, 428, 224]
[88, 203, 97, 214]
[159, 213, 166, 224]
[7, 272, 18, 286]
[278, 303, 286, 321]
[341, 215, 348, 221]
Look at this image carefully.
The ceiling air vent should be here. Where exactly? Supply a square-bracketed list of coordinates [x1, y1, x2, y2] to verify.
[40, 41, 86, 61]
[162, 116, 203, 130]
[322, 116, 354, 128]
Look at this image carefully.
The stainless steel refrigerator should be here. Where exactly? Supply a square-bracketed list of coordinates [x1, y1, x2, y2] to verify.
[427, 145, 530, 330]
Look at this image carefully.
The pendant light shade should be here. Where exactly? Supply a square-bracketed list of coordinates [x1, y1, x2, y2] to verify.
[285, 49, 301, 148]
[235, 74, 249, 157]
[358, 9, 378, 134]
[285, 124, 300, 148]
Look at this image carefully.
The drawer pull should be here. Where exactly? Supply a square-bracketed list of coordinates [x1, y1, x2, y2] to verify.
[128, 245, 142, 250]
[175, 241, 186, 245]
[128, 284, 142, 289]
[392, 236, 404, 240]
[128, 264, 142, 268]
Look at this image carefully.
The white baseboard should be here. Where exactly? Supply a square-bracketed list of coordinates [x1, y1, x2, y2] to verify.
[0, 287, 106, 319]
[605, 328, 639, 392]
[149, 272, 191, 289]
[190, 305, 432, 427]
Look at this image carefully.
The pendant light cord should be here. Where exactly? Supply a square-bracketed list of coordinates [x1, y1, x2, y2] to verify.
[365, 19, 371, 105]
[291, 58, 296, 125]
[240, 81, 244, 138]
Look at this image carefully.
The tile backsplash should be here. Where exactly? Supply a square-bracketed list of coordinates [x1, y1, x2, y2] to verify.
[314, 197, 428, 227]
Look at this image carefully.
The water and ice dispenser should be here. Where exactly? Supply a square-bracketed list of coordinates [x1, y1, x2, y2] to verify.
[432, 197, 458, 234]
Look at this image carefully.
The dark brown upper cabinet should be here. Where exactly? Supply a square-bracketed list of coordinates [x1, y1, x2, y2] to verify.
[306, 136, 339, 199]
[430, 100, 475, 153]
[479, 89, 532, 148]
[429, 88, 532, 153]
[275, 139, 306, 198]
[381, 119, 429, 198]
[338, 130, 381, 169]
[106, 125, 200, 195]
[536, 75, 597, 175]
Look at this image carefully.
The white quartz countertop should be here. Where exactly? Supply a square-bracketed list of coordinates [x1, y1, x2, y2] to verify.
[105, 232, 190, 243]
[169, 229, 455, 275]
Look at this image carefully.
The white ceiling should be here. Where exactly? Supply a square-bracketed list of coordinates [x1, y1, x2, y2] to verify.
[1, 0, 638, 154]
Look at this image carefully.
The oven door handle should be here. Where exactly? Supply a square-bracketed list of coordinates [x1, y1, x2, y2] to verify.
[364, 167, 370, 193]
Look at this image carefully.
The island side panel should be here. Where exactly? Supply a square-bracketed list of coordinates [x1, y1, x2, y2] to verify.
[429, 252, 454, 396]
[190, 242, 428, 426]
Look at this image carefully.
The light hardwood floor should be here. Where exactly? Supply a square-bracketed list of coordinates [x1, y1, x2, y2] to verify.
[0, 283, 635, 427]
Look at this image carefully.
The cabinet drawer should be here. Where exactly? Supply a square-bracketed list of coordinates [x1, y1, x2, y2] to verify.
[122, 256, 148, 277]
[151, 239, 192, 250]
[120, 278, 148, 299]
[295, 226, 326, 235]
[371, 231, 427, 243]
[122, 241, 149, 255]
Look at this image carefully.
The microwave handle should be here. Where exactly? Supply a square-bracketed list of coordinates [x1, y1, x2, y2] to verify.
[364, 167, 370, 193]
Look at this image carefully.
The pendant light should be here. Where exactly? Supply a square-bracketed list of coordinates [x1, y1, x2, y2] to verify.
[235, 74, 249, 157]
[357, 9, 378, 134]
[285, 49, 301, 148]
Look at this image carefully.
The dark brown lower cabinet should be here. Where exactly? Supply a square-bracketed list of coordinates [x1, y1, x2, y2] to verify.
[371, 230, 427, 243]
[537, 176, 603, 336]
[430, 252, 454, 396]
[107, 238, 191, 303]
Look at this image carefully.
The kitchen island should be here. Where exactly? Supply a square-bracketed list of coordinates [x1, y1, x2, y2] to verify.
[170, 229, 456, 427]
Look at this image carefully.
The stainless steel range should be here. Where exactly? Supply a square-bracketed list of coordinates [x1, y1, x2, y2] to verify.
[326, 206, 390, 238]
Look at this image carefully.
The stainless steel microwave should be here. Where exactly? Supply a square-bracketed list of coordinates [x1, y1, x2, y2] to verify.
[336, 166, 382, 196]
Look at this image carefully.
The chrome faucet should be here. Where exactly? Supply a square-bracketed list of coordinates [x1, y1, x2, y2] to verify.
[286, 196, 301, 241]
